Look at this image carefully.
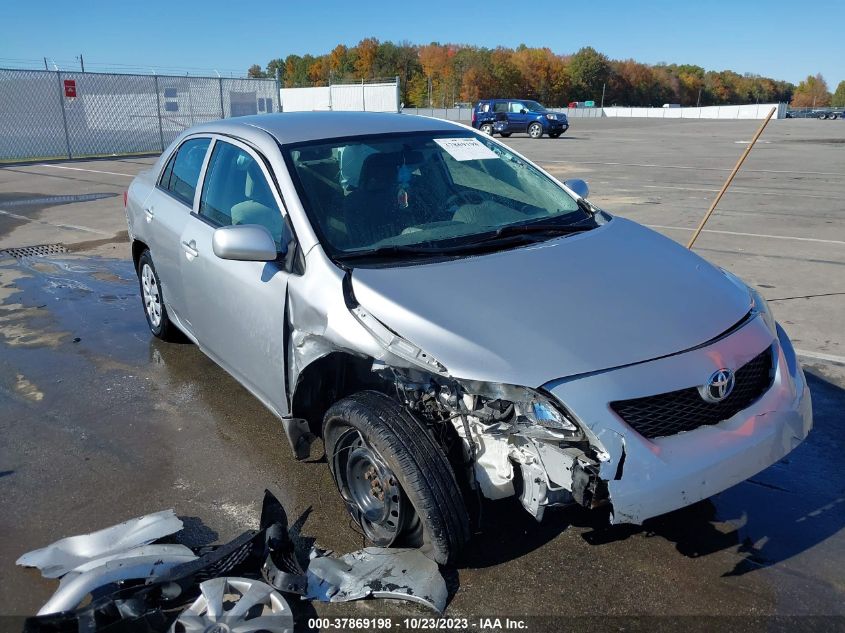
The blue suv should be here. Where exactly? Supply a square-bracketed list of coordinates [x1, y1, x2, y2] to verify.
[472, 99, 569, 139]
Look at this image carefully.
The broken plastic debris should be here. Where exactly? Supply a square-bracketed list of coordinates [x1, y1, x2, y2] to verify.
[38, 551, 198, 615]
[306, 547, 448, 613]
[17, 509, 183, 578]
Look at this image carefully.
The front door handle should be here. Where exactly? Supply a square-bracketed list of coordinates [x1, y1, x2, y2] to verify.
[181, 240, 199, 258]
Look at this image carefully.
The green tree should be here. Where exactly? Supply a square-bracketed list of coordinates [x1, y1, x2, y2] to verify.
[568, 46, 610, 100]
[832, 80, 845, 107]
[265, 59, 284, 81]
[247, 64, 266, 78]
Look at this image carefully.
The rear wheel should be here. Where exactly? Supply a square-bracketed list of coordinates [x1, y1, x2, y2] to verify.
[323, 391, 470, 564]
[137, 250, 179, 341]
[479, 123, 494, 135]
[528, 122, 543, 139]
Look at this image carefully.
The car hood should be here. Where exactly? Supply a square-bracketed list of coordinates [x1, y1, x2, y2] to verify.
[350, 217, 751, 387]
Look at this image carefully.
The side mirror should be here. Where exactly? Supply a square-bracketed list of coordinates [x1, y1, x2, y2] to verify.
[212, 224, 279, 261]
[564, 178, 589, 199]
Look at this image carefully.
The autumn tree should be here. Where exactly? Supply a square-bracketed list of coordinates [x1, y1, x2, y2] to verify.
[791, 74, 831, 107]
[329, 44, 351, 81]
[354, 37, 379, 80]
[830, 80, 845, 107]
[255, 40, 799, 107]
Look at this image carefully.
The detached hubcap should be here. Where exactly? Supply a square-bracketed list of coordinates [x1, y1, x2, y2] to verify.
[141, 263, 162, 328]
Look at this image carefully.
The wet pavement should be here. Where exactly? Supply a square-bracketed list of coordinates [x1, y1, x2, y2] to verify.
[1, 254, 843, 628]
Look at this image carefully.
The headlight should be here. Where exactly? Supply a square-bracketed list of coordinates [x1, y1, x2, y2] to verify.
[545, 113, 557, 120]
[458, 380, 584, 439]
[750, 286, 777, 335]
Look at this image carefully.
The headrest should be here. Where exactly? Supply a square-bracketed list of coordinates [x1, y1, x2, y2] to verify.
[359, 152, 402, 192]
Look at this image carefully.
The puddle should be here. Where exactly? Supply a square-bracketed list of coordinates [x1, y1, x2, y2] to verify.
[0, 255, 143, 358]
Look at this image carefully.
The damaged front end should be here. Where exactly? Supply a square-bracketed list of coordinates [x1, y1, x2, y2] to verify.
[375, 364, 610, 521]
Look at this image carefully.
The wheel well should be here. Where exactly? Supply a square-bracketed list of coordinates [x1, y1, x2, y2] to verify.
[290, 352, 386, 438]
[131, 240, 149, 273]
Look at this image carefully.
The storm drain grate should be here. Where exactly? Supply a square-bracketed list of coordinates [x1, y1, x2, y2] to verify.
[0, 243, 68, 259]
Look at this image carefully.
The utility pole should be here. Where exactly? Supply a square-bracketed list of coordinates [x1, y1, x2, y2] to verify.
[43, 57, 48, 70]
[78, 54, 85, 72]
[696, 88, 702, 107]
[600, 83, 606, 108]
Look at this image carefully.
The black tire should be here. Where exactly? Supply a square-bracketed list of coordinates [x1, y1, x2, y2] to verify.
[528, 122, 543, 139]
[830, 114, 839, 120]
[499, 132, 512, 137]
[137, 250, 179, 341]
[479, 123, 494, 135]
[323, 391, 470, 564]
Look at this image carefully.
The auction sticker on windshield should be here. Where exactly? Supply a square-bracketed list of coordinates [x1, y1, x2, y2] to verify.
[434, 137, 499, 161]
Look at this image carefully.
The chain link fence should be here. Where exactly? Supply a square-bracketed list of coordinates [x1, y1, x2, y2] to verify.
[0, 69, 280, 162]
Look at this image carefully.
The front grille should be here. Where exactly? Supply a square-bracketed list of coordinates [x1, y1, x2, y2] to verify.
[610, 347, 774, 439]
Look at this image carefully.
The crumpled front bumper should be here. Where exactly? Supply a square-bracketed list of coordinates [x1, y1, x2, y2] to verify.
[545, 317, 812, 524]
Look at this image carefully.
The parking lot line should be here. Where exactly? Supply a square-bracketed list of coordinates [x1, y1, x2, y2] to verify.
[796, 349, 845, 365]
[546, 160, 842, 177]
[648, 224, 845, 246]
[35, 164, 136, 178]
[642, 184, 839, 201]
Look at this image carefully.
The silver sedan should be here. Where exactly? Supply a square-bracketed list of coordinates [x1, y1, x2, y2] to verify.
[124, 112, 811, 563]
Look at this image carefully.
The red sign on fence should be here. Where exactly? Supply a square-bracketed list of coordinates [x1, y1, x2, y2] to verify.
[64, 79, 77, 98]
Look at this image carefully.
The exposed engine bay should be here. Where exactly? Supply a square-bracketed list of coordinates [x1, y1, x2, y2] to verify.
[373, 362, 610, 520]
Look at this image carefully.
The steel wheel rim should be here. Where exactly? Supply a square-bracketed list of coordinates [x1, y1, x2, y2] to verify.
[529, 124, 541, 138]
[481, 124, 492, 134]
[141, 263, 162, 328]
[333, 428, 405, 545]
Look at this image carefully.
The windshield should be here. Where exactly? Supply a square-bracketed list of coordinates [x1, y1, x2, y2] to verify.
[284, 131, 592, 261]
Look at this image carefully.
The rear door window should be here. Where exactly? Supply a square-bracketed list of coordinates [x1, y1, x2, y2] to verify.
[159, 137, 211, 207]
[198, 141, 285, 250]
[493, 101, 508, 113]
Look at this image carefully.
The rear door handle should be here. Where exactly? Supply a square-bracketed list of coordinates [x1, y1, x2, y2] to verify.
[181, 240, 199, 258]
[143, 207, 155, 222]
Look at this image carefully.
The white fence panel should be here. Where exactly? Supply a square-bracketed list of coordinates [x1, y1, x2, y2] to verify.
[280, 82, 398, 112]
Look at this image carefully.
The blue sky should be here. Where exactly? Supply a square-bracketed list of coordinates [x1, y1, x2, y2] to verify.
[2, 0, 843, 86]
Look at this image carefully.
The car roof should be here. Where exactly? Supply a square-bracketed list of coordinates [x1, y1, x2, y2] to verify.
[190, 112, 466, 145]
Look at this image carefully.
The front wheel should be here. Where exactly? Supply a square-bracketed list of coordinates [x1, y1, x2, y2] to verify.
[479, 123, 494, 135]
[323, 391, 470, 564]
[528, 122, 543, 139]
